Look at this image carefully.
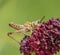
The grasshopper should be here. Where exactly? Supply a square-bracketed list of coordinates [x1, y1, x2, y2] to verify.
[7, 16, 45, 43]
[8, 16, 45, 36]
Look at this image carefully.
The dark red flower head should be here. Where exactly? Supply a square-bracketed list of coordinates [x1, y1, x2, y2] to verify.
[20, 18, 60, 55]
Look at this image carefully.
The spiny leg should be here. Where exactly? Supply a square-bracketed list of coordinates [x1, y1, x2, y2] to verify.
[7, 30, 27, 44]
[7, 31, 20, 44]
[8, 29, 27, 36]
[8, 34, 20, 44]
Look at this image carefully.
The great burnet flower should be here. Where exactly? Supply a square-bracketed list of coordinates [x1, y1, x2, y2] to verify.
[20, 18, 60, 55]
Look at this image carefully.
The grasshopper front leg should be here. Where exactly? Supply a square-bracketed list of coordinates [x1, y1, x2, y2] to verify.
[7, 29, 27, 36]
[7, 29, 27, 44]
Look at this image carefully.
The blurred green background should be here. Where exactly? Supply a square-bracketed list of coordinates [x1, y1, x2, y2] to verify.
[0, 0, 60, 55]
